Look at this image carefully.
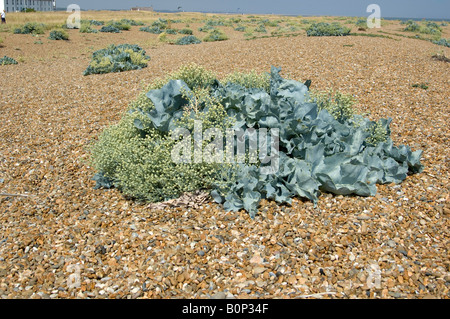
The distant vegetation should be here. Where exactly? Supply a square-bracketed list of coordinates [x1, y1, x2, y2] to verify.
[307, 22, 351, 36]
[175, 35, 202, 45]
[14, 22, 45, 34]
[84, 44, 150, 76]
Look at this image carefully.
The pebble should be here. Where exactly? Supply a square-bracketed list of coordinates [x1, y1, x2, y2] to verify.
[197, 250, 205, 257]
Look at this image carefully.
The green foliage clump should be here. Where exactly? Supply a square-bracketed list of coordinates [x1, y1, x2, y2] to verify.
[0, 56, 18, 65]
[432, 38, 450, 47]
[412, 83, 429, 90]
[80, 23, 98, 33]
[90, 115, 225, 202]
[365, 119, 389, 146]
[83, 44, 150, 76]
[261, 19, 279, 27]
[203, 29, 229, 42]
[178, 28, 193, 35]
[254, 23, 267, 33]
[306, 22, 351, 36]
[425, 22, 442, 30]
[151, 18, 168, 29]
[222, 70, 270, 92]
[164, 28, 178, 34]
[198, 25, 216, 32]
[355, 18, 367, 30]
[139, 26, 163, 34]
[205, 19, 226, 26]
[175, 35, 202, 45]
[405, 21, 420, 32]
[310, 89, 356, 122]
[48, 29, 69, 40]
[234, 25, 246, 32]
[99, 25, 121, 33]
[158, 32, 168, 42]
[168, 63, 217, 90]
[120, 19, 144, 26]
[85, 19, 104, 26]
[403, 21, 443, 36]
[419, 26, 441, 35]
[14, 22, 45, 35]
[106, 21, 131, 31]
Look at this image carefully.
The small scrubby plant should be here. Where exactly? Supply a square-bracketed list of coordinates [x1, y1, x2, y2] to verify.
[140, 26, 164, 34]
[310, 89, 356, 122]
[222, 70, 270, 92]
[120, 18, 144, 26]
[158, 32, 168, 42]
[0, 56, 18, 65]
[403, 21, 420, 32]
[151, 18, 168, 29]
[85, 19, 104, 26]
[254, 23, 267, 33]
[203, 29, 229, 42]
[178, 28, 193, 35]
[307, 22, 351, 36]
[99, 25, 121, 33]
[198, 25, 215, 32]
[165, 28, 178, 34]
[80, 23, 98, 33]
[106, 21, 131, 31]
[355, 18, 367, 31]
[412, 82, 429, 90]
[432, 38, 450, 47]
[14, 22, 45, 35]
[83, 44, 150, 76]
[175, 35, 202, 45]
[48, 29, 69, 40]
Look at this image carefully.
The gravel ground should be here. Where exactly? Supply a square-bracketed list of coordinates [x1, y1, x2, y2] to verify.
[0, 17, 449, 299]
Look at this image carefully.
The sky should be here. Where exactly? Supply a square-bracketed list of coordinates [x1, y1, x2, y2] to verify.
[56, 0, 450, 19]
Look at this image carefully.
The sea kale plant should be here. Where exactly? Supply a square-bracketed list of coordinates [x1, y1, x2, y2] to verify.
[140, 26, 164, 34]
[307, 22, 351, 36]
[175, 35, 202, 45]
[432, 38, 450, 47]
[203, 29, 229, 42]
[48, 29, 69, 40]
[84, 44, 150, 75]
[99, 25, 121, 33]
[14, 22, 46, 34]
[90, 64, 423, 218]
[0, 56, 18, 65]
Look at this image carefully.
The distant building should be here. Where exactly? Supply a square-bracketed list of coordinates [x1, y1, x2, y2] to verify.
[0, 0, 56, 12]
[131, 6, 153, 12]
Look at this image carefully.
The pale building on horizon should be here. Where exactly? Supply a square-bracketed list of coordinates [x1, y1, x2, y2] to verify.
[0, 0, 56, 12]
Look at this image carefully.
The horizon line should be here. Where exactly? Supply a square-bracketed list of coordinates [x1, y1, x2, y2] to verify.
[53, 8, 450, 21]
